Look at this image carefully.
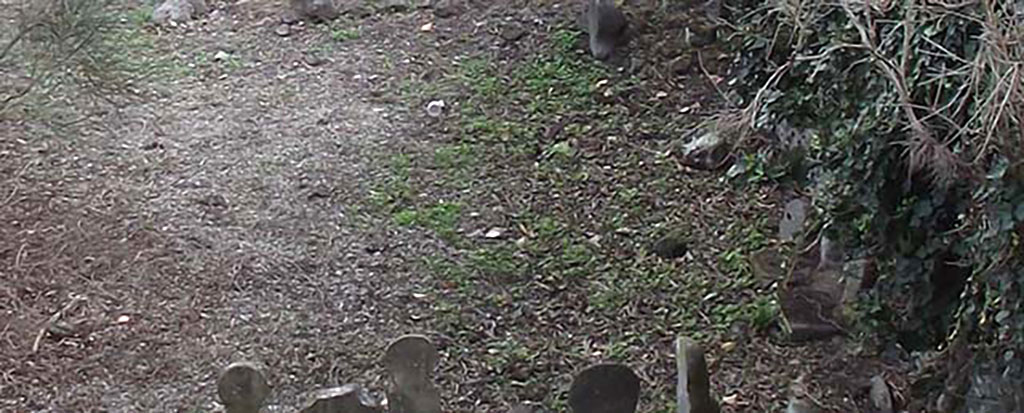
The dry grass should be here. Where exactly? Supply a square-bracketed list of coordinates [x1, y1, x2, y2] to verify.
[767, 0, 1023, 186]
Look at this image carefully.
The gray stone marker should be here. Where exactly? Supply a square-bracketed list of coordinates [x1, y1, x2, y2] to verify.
[217, 362, 270, 413]
[779, 198, 808, 242]
[384, 335, 442, 413]
[568, 363, 640, 413]
[676, 338, 719, 413]
[868, 375, 893, 413]
[301, 384, 382, 413]
[582, 0, 628, 60]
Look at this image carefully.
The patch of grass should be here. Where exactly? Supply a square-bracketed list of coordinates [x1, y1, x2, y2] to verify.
[370, 153, 414, 210]
[483, 336, 534, 374]
[458, 58, 504, 101]
[718, 221, 770, 277]
[551, 28, 579, 53]
[468, 245, 525, 281]
[510, 44, 605, 115]
[392, 202, 462, 242]
[393, 209, 419, 226]
[421, 202, 461, 236]
[434, 143, 476, 170]
[748, 295, 780, 331]
[330, 22, 360, 42]
[124, 4, 153, 26]
[424, 255, 472, 290]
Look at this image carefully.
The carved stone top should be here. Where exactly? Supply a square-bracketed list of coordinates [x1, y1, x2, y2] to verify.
[217, 362, 270, 413]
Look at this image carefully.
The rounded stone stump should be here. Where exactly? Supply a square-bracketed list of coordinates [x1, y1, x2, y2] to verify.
[384, 335, 439, 374]
[568, 363, 641, 413]
[217, 362, 270, 413]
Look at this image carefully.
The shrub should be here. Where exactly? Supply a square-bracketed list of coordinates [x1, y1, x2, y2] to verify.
[726, 0, 1022, 403]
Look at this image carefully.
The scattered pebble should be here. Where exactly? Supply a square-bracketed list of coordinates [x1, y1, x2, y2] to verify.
[426, 100, 446, 117]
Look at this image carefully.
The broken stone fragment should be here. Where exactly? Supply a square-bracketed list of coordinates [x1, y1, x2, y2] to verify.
[676, 337, 720, 413]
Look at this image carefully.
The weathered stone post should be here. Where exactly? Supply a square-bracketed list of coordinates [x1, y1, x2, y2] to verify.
[676, 337, 719, 413]
[384, 334, 442, 413]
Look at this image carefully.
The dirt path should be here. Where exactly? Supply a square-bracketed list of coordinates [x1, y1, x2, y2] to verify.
[1, 4, 442, 410]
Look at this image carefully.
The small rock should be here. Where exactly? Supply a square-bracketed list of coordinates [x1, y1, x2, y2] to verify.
[685, 22, 717, 48]
[652, 232, 688, 259]
[679, 129, 729, 170]
[484, 228, 502, 239]
[380, 0, 410, 13]
[281, 10, 300, 24]
[419, 22, 434, 32]
[869, 375, 893, 413]
[304, 54, 328, 66]
[153, 0, 207, 25]
[499, 25, 527, 43]
[430, 0, 458, 18]
[425, 100, 445, 117]
[213, 50, 231, 62]
[290, 0, 340, 21]
[786, 376, 821, 413]
[46, 320, 78, 338]
[275, 24, 291, 37]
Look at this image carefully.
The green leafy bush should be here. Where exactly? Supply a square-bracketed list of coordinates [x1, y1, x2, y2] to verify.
[726, 0, 1022, 401]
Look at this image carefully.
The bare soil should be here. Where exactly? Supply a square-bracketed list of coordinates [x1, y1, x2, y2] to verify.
[1, 1, 904, 412]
